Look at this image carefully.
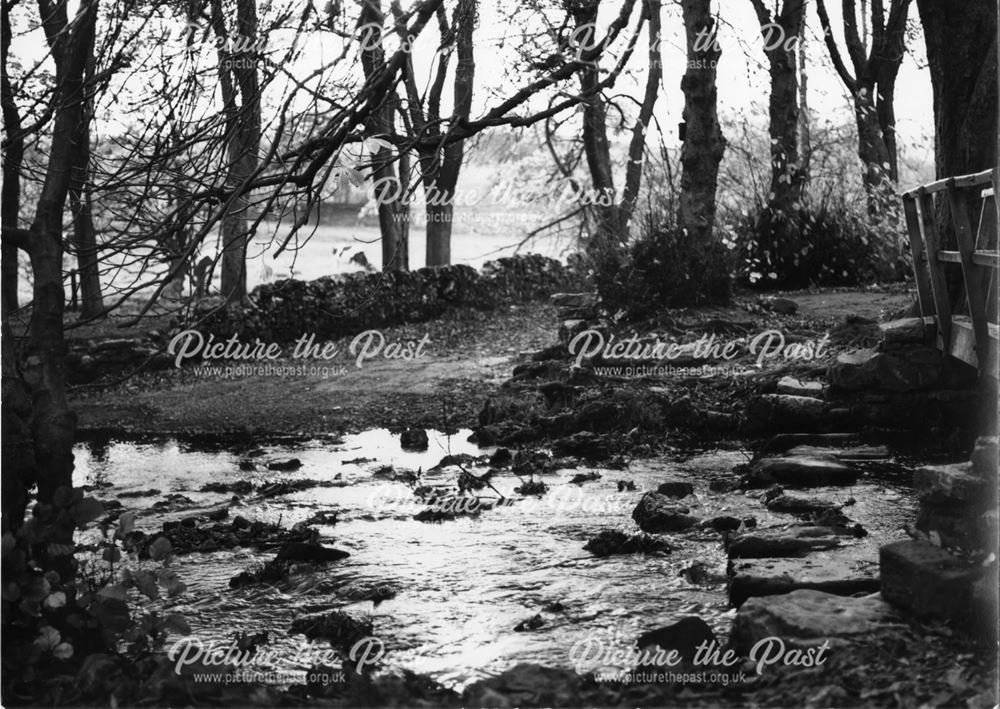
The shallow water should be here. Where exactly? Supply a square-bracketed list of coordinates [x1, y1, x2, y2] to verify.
[72, 431, 916, 688]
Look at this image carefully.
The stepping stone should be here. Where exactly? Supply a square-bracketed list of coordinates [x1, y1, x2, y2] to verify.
[914, 462, 996, 506]
[728, 548, 880, 607]
[829, 348, 943, 392]
[880, 541, 986, 625]
[745, 394, 828, 434]
[631, 492, 700, 533]
[878, 317, 936, 346]
[785, 444, 890, 461]
[730, 589, 899, 654]
[776, 377, 825, 398]
[745, 456, 859, 488]
[759, 433, 860, 456]
[765, 491, 838, 514]
[727, 525, 850, 558]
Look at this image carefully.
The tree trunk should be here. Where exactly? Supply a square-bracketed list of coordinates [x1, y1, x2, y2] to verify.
[751, 0, 806, 216]
[797, 23, 811, 180]
[68, 137, 104, 317]
[853, 86, 895, 213]
[1, 2, 21, 317]
[358, 0, 409, 272]
[214, 0, 260, 304]
[678, 0, 726, 244]
[915, 0, 998, 179]
[423, 0, 476, 267]
[570, 0, 625, 252]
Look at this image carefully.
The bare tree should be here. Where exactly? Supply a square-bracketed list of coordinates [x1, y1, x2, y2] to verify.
[815, 0, 911, 212]
[749, 0, 807, 217]
[678, 0, 725, 244]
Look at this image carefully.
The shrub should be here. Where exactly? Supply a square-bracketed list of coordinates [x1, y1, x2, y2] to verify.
[728, 200, 909, 289]
[592, 217, 732, 317]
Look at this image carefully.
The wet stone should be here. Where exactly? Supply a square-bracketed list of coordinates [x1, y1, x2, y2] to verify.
[584, 530, 672, 557]
[726, 525, 850, 558]
[400, 428, 430, 450]
[745, 456, 859, 488]
[631, 492, 700, 533]
[729, 589, 898, 654]
[914, 462, 995, 506]
[784, 444, 889, 461]
[657, 481, 694, 498]
[776, 377, 825, 398]
[745, 394, 828, 434]
[728, 548, 880, 607]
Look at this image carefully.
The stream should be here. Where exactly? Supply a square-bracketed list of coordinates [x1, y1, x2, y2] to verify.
[72, 430, 917, 689]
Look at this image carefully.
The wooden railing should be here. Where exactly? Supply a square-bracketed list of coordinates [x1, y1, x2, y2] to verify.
[901, 168, 1000, 379]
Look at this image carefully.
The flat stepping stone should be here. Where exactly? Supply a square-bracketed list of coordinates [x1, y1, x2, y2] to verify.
[728, 548, 880, 607]
[764, 491, 839, 514]
[727, 525, 853, 559]
[785, 444, 890, 461]
[828, 347, 942, 392]
[745, 395, 827, 434]
[745, 456, 859, 488]
[880, 541, 987, 626]
[776, 377, 825, 398]
[730, 589, 899, 654]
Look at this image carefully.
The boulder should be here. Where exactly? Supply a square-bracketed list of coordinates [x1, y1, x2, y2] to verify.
[759, 433, 860, 456]
[776, 377, 825, 398]
[728, 548, 880, 607]
[914, 462, 996, 506]
[828, 350, 880, 391]
[657, 481, 694, 498]
[289, 611, 372, 649]
[727, 525, 848, 558]
[631, 492, 700, 533]
[584, 530, 672, 557]
[764, 490, 838, 514]
[730, 590, 898, 654]
[829, 347, 943, 392]
[267, 458, 302, 471]
[746, 456, 858, 488]
[880, 541, 985, 625]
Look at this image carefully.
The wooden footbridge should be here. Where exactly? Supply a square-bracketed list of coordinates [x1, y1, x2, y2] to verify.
[902, 168, 1000, 381]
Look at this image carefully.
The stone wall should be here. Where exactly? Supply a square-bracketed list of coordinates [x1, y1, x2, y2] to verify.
[199, 255, 584, 343]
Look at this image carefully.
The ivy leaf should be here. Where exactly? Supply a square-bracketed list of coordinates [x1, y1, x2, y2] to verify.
[52, 642, 74, 660]
[148, 537, 172, 562]
[133, 571, 159, 600]
[116, 512, 137, 538]
[43, 591, 67, 609]
[33, 626, 61, 651]
[163, 613, 191, 635]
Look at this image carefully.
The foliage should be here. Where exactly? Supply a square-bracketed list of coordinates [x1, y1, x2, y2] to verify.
[592, 214, 732, 318]
[725, 197, 909, 289]
[2, 489, 190, 705]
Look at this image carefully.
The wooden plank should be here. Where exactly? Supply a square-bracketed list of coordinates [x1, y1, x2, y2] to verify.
[902, 169, 994, 198]
[919, 251, 998, 266]
[949, 185, 991, 366]
[916, 190, 953, 349]
[949, 318, 999, 380]
[902, 195, 934, 317]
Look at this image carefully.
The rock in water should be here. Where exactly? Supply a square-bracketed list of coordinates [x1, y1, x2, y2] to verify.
[631, 492, 700, 533]
[745, 456, 858, 488]
[275, 542, 350, 563]
[400, 428, 429, 450]
[657, 481, 694, 498]
[636, 616, 716, 665]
